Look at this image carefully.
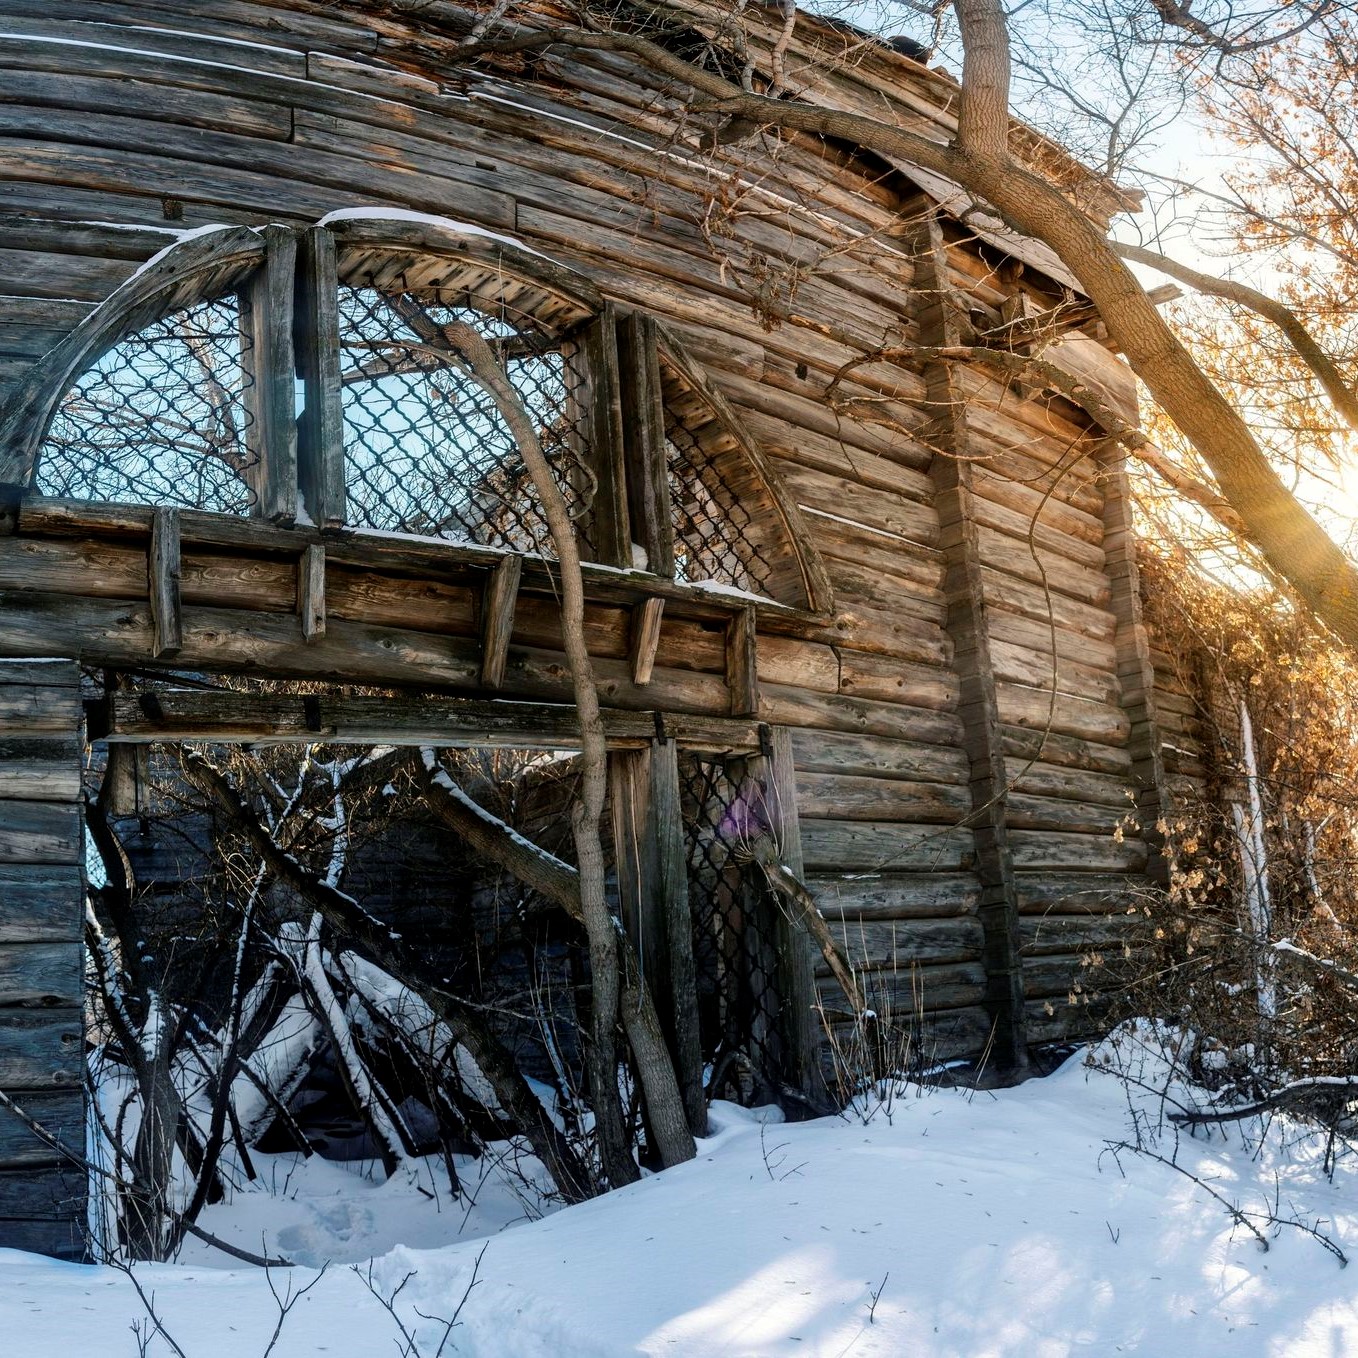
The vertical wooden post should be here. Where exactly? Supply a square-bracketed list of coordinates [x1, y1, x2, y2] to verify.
[584, 305, 632, 568]
[148, 506, 182, 659]
[616, 311, 674, 577]
[1101, 445, 1172, 882]
[240, 224, 298, 524]
[295, 226, 346, 528]
[0, 659, 87, 1260]
[479, 554, 522, 689]
[298, 543, 327, 644]
[911, 210, 1029, 1074]
[726, 605, 759, 718]
[628, 597, 665, 686]
[748, 725, 820, 1101]
[609, 741, 706, 1136]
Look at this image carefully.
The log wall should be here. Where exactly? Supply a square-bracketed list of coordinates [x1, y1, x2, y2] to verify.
[0, 0, 1165, 1098]
[0, 659, 86, 1259]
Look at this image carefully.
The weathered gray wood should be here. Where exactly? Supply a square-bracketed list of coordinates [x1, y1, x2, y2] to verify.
[0, 1209, 84, 1260]
[628, 596, 665, 687]
[617, 310, 674, 578]
[796, 771, 972, 823]
[295, 225, 346, 527]
[239, 224, 297, 523]
[148, 506, 182, 659]
[0, 683, 81, 733]
[0, 800, 81, 866]
[100, 688, 761, 752]
[0, 1009, 83, 1089]
[726, 605, 759, 718]
[0, 942, 82, 1007]
[648, 736, 706, 1135]
[298, 542, 326, 643]
[0, 737, 82, 801]
[0, 1165, 84, 1219]
[0, 1089, 84, 1166]
[0, 866, 83, 942]
[584, 305, 632, 569]
[806, 871, 981, 919]
[822, 916, 985, 971]
[104, 741, 150, 818]
[479, 554, 522, 690]
[799, 820, 975, 873]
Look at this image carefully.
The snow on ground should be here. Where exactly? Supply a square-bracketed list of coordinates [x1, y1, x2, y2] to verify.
[7, 1030, 1358, 1356]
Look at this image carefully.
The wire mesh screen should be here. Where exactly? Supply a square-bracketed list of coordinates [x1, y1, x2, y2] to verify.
[35, 297, 258, 513]
[665, 396, 774, 597]
[337, 286, 597, 556]
[679, 751, 786, 1103]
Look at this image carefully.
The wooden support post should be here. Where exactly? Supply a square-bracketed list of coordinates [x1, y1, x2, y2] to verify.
[584, 304, 632, 569]
[298, 543, 326, 643]
[749, 725, 820, 1102]
[0, 658, 86, 1261]
[608, 741, 706, 1136]
[616, 311, 674, 578]
[911, 211, 1029, 1074]
[105, 742, 151, 818]
[295, 226, 346, 528]
[239, 224, 298, 524]
[628, 596, 665, 686]
[479, 554, 522, 690]
[1100, 444, 1172, 882]
[726, 604, 759, 717]
[148, 506, 182, 659]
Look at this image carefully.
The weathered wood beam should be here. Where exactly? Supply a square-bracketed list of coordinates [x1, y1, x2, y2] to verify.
[95, 688, 763, 752]
[295, 225, 346, 528]
[148, 507, 182, 659]
[726, 604, 759, 717]
[297, 542, 326, 643]
[912, 211, 1029, 1074]
[239, 224, 298, 524]
[585, 304, 632, 569]
[617, 310, 674, 578]
[628, 596, 665, 686]
[479, 553, 522, 689]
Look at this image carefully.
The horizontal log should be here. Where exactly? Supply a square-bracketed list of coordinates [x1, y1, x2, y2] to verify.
[0, 943, 83, 1007]
[806, 871, 981, 919]
[995, 682, 1130, 747]
[836, 650, 959, 710]
[1018, 912, 1147, 958]
[0, 1210, 84, 1259]
[0, 800, 82, 866]
[1022, 952, 1142, 999]
[0, 1089, 83, 1167]
[1007, 830, 1149, 873]
[0, 1164, 85, 1220]
[822, 916, 985, 971]
[0, 737, 82, 802]
[762, 684, 964, 744]
[1003, 758, 1135, 808]
[989, 638, 1118, 705]
[817, 1005, 996, 1071]
[0, 683, 81, 734]
[799, 820, 975, 872]
[99, 689, 761, 752]
[1013, 872, 1157, 915]
[0, 659, 79, 688]
[0, 867, 84, 942]
[796, 771, 972, 823]
[0, 1009, 83, 1089]
[817, 960, 987, 1016]
[788, 729, 969, 784]
[1004, 793, 1131, 835]
[1000, 725, 1132, 777]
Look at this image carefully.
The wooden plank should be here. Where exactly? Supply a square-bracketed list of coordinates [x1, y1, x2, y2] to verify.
[0, 1165, 84, 1219]
[617, 311, 674, 577]
[650, 737, 705, 1135]
[0, 1210, 84, 1260]
[629, 596, 665, 686]
[0, 659, 79, 689]
[788, 729, 970, 784]
[148, 506, 183, 660]
[795, 771, 972, 823]
[0, 1009, 83, 1089]
[0, 1090, 83, 1165]
[479, 554, 523, 691]
[298, 543, 326, 643]
[1018, 912, 1147, 957]
[807, 871, 981, 920]
[0, 942, 82, 1007]
[1007, 830, 1149, 873]
[1014, 872, 1151, 915]
[239, 224, 297, 524]
[798, 821, 975, 873]
[816, 961, 988, 1015]
[0, 737, 82, 802]
[101, 689, 762, 752]
[0, 683, 81, 733]
[726, 605, 758, 718]
[0, 800, 81, 866]
[824, 916, 985, 970]
[584, 305, 632, 569]
[836, 651, 958, 710]
[0, 866, 83, 942]
[295, 225, 346, 527]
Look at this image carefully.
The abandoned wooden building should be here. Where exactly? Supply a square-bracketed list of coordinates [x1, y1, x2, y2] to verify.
[0, 0, 1189, 1257]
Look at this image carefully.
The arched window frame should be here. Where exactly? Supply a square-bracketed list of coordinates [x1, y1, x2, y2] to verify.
[0, 215, 832, 614]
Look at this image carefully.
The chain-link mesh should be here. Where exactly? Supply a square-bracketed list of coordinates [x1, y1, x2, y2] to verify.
[665, 392, 774, 596]
[35, 297, 257, 513]
[679, 751, 785, 1103]
[338, 287, 596, 555]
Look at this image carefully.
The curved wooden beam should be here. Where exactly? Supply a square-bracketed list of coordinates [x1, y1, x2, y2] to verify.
[0, 226, 268, 490]
[654, 322, 836, 615]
